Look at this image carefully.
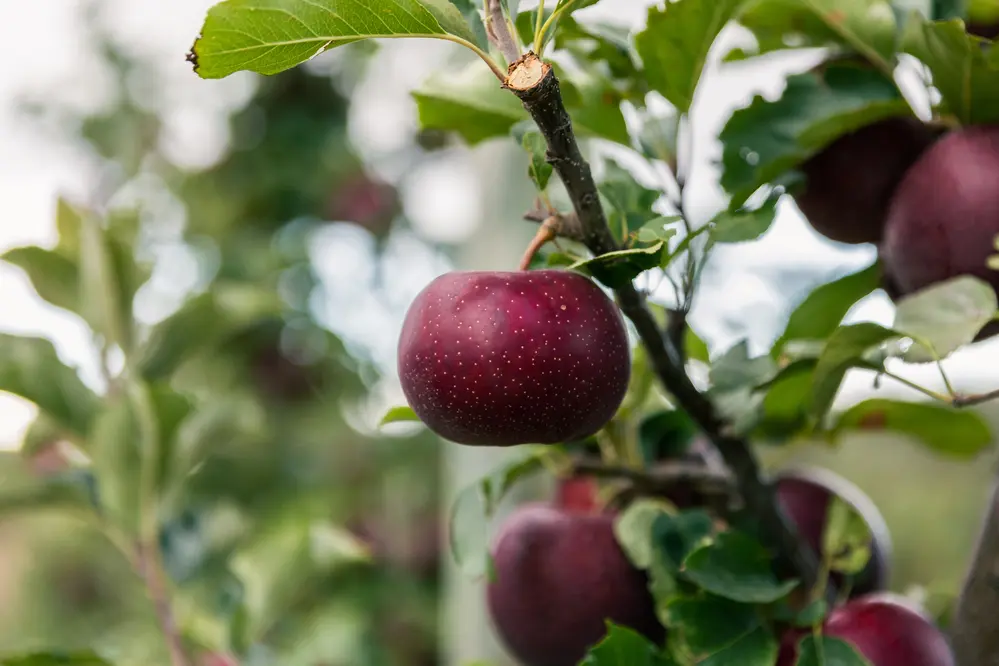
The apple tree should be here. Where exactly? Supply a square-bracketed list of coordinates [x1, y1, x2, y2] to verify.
[182, 0, 999, 664]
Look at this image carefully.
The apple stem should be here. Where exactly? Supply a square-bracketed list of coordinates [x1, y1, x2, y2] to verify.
[517, 216, 559, 270]
[504, 52, 825, 597]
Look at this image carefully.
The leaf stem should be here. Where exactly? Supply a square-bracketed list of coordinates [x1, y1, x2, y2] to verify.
[444, 34, 508, 81]
[518, 216, 559, 270]
[534, 0, 546, 54]
[537, 0, 580, 54]
[880, 369, 952, 403]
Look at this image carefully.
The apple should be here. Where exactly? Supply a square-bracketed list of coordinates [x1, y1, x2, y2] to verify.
[398, 270, 631, 446]
[778, 594, 954, 666]
[793, 116, 936, 245]
[882, 125, 999, 299]
[774, 467, 892, 597]
[486, 502, 664, 666]
[555, 476, 602, 513]
[968, 0, 999, 38]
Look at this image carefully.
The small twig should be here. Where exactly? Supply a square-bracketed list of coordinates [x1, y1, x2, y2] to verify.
[953, 388, 999, 408]
[570, 456, 734, 492]
[503, 53, 822, 592]
[523, 204, 586, 243]
[518, 216, 560, 270]
[136, 542, 192, 666]
[485, 0, 519, 64]
[880, 370, 952, 403]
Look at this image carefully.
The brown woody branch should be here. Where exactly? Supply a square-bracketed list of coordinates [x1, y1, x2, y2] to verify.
[503, 53, 821, 591]
[951, 476, 999, 666]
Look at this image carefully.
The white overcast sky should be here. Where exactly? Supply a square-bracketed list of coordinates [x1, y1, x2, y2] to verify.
[0, 0, 996, 449]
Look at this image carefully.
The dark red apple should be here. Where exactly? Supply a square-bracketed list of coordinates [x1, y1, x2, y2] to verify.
[397, 270, 631, 447]
[882, 125, 999, 297]
[774, 467, 891, 597]
[793, 116, 936, 245]
[555, 476, 602, 513]
[778, 594, 954, 666]
[486, 503, 664, 666]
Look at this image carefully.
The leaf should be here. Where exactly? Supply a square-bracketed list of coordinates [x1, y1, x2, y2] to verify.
[555, 17, 648, 104]
[653, 510, 716, 572]
[137, 285, 284, 381]
[90, 398, 143, 535]
[569, 243, 668, 289]
[891, 276, 998, 362]
[556, 69, 631, 145]
[599, 161, 663, 243]
[754, 360, 816, 442]
[614, 498, 674, 569]
[1, 247, 80, 315]
[448, 446, 553, 577]
[799, 0, 898, 63]
[902, 17, 999, 124]
[774, 263, 882, 355]
[0, 652, 113, 665]
[636, 216, 683, 244]
[379, 405, 421, 426]
[719, 61, 910, 208]
[696, 626, 779, 666]
[822, 496, 873, 576]
[686, 327, 710, 364]
[191, 0, 482, 79]
[663, 594, 761, 656]
[636, 109, 680, 164]
[638, 410, 700, 463]
[80, 216, 129, 351]
[681, 531, 799, 603]
[413, 63, 528, 145]
[511, 121, 554, 191]
[579, 623, 670, 666]
[809, 323, 899, 421]
[634, 0, 747, 112]
[709, 340, 778, 392]
[710, 191, 782, 243]
[0, 334, 99, 438]
[833, 398, 993, 459]
[794, 635, 871, 666]
[445, 0, 488, 49]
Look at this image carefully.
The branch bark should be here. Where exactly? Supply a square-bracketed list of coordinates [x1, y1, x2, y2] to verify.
[136, 542, 192, 666]
[951, 477, 999, 666]
[504, 53, 821, 591]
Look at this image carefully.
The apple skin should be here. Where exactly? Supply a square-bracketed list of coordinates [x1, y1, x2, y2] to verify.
[398, 270, 631, 447]
[486, 503, 664, 666]
[793, 116, 936, 245]
[555, 476, 602, 513]
[774, 467, 892, 597]
[882, 126, 999, 298]
[777, 594, 955, 666]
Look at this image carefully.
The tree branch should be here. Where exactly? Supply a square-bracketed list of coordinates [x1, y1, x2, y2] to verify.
[569, 455, 734, 493]
[504, 53, 821, 591]
[135, 542, 192, 666]
[951, 477, 999, 666]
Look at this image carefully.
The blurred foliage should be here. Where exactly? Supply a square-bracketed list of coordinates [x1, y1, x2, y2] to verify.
[0, 2, 442, 665]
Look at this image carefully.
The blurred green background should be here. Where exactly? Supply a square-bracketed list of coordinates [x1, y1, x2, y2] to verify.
[0, 1, 998, 665]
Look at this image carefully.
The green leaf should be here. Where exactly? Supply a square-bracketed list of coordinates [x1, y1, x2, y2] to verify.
[902, 17, 999, 124]
[599, 160, 663, 243]
[445, 0, 488, 49]
[80, 216, 129, 351]
[638, 410, 700, 462]
[635, 216, 682, 244]
[634, 0, 747, 112]
[0, 334, 99, 438]
[512, 121, 554, 191]
[719, 62, 910, 208]
[579, 623, 670, 666]
[794, 635, 872, 666]
[555, 17, 648, 103]
[681, 531, 799, 603]
[90, 397, 143, 535]
[614, 499, 674, 569]
[696, 626, 779, 666]
[774, 263, 882, 356]
[809, 323, 899, 421]
[891, 276, 998, 362]
[822, 497, 873, 575]
[709, 340, 778, 392]
[1, 247, 80, 315]
[191, 0, 482, 79]
[569, 242, 668, 288]
[137, 285, 284, 381]
[0, 651, 113, 665]
[448, 446, 554, 577]
[413, 63, 528, 145]
[710, 191, 782, 243]
[754, 360, 816, 442]
[379, 405, 421, 426]
[833, 398, 993, 459]
[636, 109, 680, 165]
[686, 327, 711, 364]
[557, 70, 631, 145]
[663, 594, 761, 656]
[653, 509, 716, 572]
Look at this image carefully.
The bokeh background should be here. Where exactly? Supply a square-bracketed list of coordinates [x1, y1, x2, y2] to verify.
[0, 0, 997, 664]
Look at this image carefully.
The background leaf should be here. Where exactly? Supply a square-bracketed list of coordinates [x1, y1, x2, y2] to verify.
[709, 191, 781, 243]
[579, 623, 669, 666]
[0, 334, 99, 438]
[809, 323, 899, 421]
[681, 531, 798, 603]
[192, 0, 481, 79]
[833, 398, 993, 459]
[1, 248, 80, 315]
[891, 276, 998, 362]
[794, 634, 871, 666]
[379, 406, 421, 426]
[634, 0, 747, 112]
[0, 652, 112, 665]
[719, 61, 910, 207]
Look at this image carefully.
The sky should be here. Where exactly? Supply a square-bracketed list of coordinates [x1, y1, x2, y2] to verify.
[1, 0, 997, 450]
